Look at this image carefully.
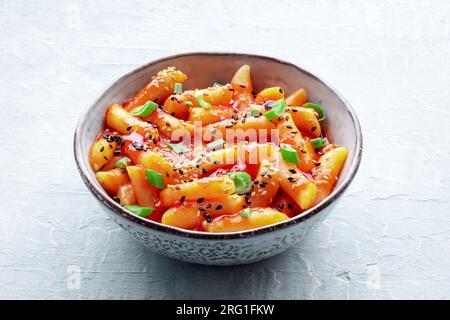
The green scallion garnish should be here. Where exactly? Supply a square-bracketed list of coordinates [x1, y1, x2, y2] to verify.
[227, 172, 252, 194]
[114, 156, 130, 168]
[280, 143, 300, 164]
[132, 100, 159, 117]
[206, 139, 225, 151]
[185, 101, 193, 107]
[264, 98, 287, 120]
[173, 83, 182, 94]
[124, 205, 153, 217]
[197, 95, 212, 109]
[310, 137, 327, 148]
[303, 102, 326, 121]
[168, 142, 190, 154]
[240, 208, 251, 218]
[145, 169, 164, 189]
[250, 109, 260, 117]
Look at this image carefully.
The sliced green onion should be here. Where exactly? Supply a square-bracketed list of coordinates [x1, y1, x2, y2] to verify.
[173, 83, 183, 94]
[280, 143, 300, 164]
[114, 156, 130, 168]
[250, 109, 260, 117]
[303, 102, 326, 121]
[197, 95, 212, 109]
[264, 98, 286, 120]
[206, 138, 225, 151]
[168, 142, 190, 154]
[145, 169, 164, 189]
[227, 172, 252, 194]
[124, 205, 153, 217]
[185, 101, 193, 107]
[132, 100, 159, 117]
[213, 81, 224, 87]
[310, 137, 327, 148]
[240, 208, 251, 218]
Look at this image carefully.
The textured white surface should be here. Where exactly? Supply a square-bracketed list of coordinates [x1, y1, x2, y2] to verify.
[1, 0, 450, 299]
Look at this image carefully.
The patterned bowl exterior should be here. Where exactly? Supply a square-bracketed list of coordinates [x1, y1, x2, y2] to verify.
[74, 52, 362, 266]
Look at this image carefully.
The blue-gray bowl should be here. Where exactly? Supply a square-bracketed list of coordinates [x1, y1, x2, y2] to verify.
[74, 52, 362, 265]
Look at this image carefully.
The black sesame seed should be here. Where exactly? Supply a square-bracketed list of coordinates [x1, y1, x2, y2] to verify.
[180, 195, 185, 202]
[311, 126, 317, 132]
[126, 126, 132, 131]
[100, 146, 105, 152]
[197, 198, 205, 203]
[198, 206, 206, 211]
[289, 169, 297, 174]
[204, 213, 213, 223]
[215, 205, 223, 210]
[288, 177, 296, 183]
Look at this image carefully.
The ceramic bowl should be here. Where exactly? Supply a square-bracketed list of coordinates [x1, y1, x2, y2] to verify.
[74, 52, 362, 266]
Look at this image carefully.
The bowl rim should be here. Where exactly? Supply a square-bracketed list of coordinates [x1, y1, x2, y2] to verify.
[74, 51, 363, 240]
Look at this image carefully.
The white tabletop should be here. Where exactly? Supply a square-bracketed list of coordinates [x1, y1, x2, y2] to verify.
[1, 0, 449, 299]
